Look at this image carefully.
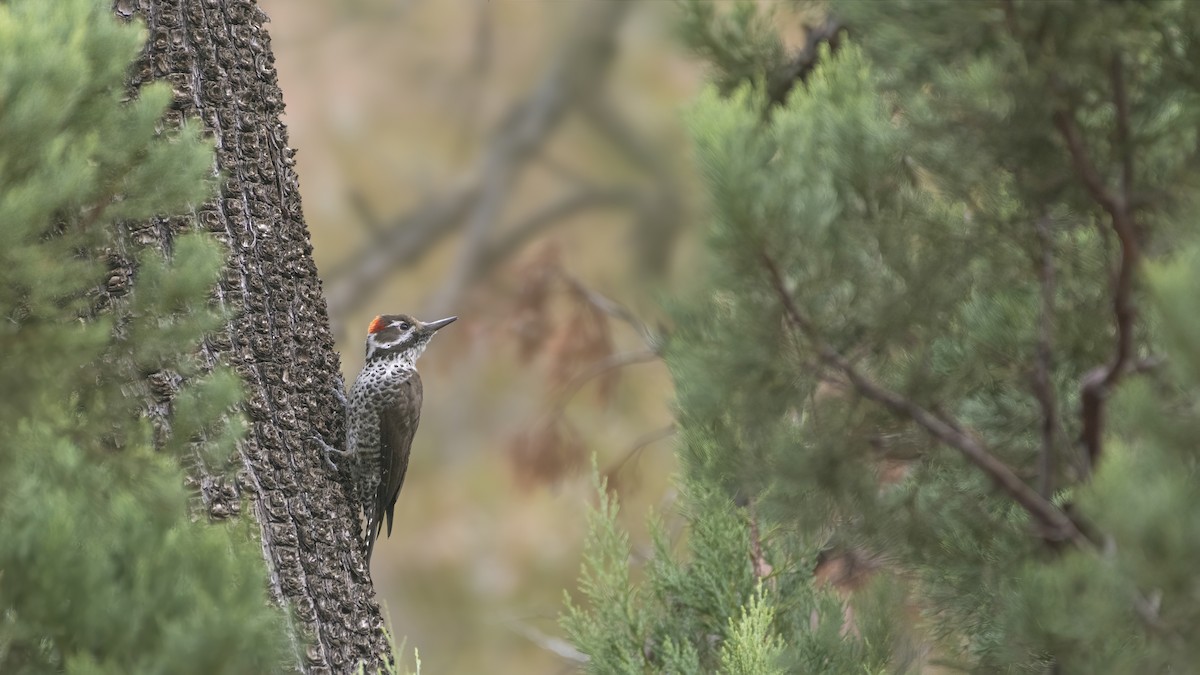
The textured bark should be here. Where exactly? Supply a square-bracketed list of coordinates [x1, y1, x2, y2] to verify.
[110, 1, 389, 672]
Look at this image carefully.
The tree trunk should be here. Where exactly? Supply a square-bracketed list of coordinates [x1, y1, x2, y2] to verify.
[112, 1, 388, 671]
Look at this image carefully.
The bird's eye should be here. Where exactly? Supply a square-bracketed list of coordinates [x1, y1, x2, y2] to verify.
[398, 322, 411, 331]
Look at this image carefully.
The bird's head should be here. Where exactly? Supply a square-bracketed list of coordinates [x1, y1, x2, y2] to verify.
[364, 314, 457, 363]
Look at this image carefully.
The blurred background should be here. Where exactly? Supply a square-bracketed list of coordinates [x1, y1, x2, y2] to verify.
[256, 1, 708, 672]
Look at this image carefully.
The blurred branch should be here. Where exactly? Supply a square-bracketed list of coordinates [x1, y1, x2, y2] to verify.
[450, 0, 494, 156]
[347, 190, 384, 236]
[747, 498, 773, 581]
[767, 17, 846, 107]
[323, 0, 635, 322]
[535, 152, 594, 189]
[427, 0, 633, 316]
[579, 96, 683, 275]
[760, 251, 1090, 547]
[1053, 53, 1141, 475]
[325, 179, 480, 317]
[581, 97, 667, 176]
[475, 186, 643, 283]
[1113, 53, 1135, 204]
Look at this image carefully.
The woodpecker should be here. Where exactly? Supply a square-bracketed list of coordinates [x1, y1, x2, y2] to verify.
[319, 313, 456, 561]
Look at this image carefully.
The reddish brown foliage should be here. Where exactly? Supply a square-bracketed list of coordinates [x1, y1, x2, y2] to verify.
[506, 417, 587, 488]
[500, 242, 644, 487]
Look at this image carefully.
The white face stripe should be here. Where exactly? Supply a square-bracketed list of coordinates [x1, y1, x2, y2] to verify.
[365, 320, 420, 361]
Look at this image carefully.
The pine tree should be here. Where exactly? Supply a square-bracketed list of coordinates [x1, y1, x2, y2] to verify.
[0, 1, 291, 671]
[565, 1, 1200, 672]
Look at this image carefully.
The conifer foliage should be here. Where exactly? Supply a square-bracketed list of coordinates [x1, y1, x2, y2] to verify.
[0, 0, 289, 671]
[565, 1, 1200, 672]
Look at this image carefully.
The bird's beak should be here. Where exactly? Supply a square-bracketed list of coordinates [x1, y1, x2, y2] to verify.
[422, 316, 457, 333]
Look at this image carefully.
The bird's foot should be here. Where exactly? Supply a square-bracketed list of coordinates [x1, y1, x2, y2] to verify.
[332, 384, 349, 420]
[312, 434, 350, 472]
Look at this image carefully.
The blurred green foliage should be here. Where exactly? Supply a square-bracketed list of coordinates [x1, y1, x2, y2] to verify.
[566, 1, 1200, 672]
[0, 0, 289, 671]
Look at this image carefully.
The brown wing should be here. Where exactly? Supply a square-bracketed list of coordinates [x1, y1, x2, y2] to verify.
[367, 371, 422, 560]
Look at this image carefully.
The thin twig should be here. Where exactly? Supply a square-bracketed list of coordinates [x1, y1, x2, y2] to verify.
[1132, 355, 1163, 374]
[543, 274, 666, 476]
[760, 251, 1088, 546]
[559, 271, 662, 353]
[603, 423, 675, 477]
[551, 349, 659, 418]
[1033, 216, 1058, 498]
[505, 619, 589, 664]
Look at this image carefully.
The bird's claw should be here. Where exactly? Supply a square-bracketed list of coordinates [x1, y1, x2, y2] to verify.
[312, 434, 346, 472]
[332, 385, 349, 417]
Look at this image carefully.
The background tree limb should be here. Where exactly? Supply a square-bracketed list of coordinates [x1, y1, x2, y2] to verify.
[761, 251, 1088, 546]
